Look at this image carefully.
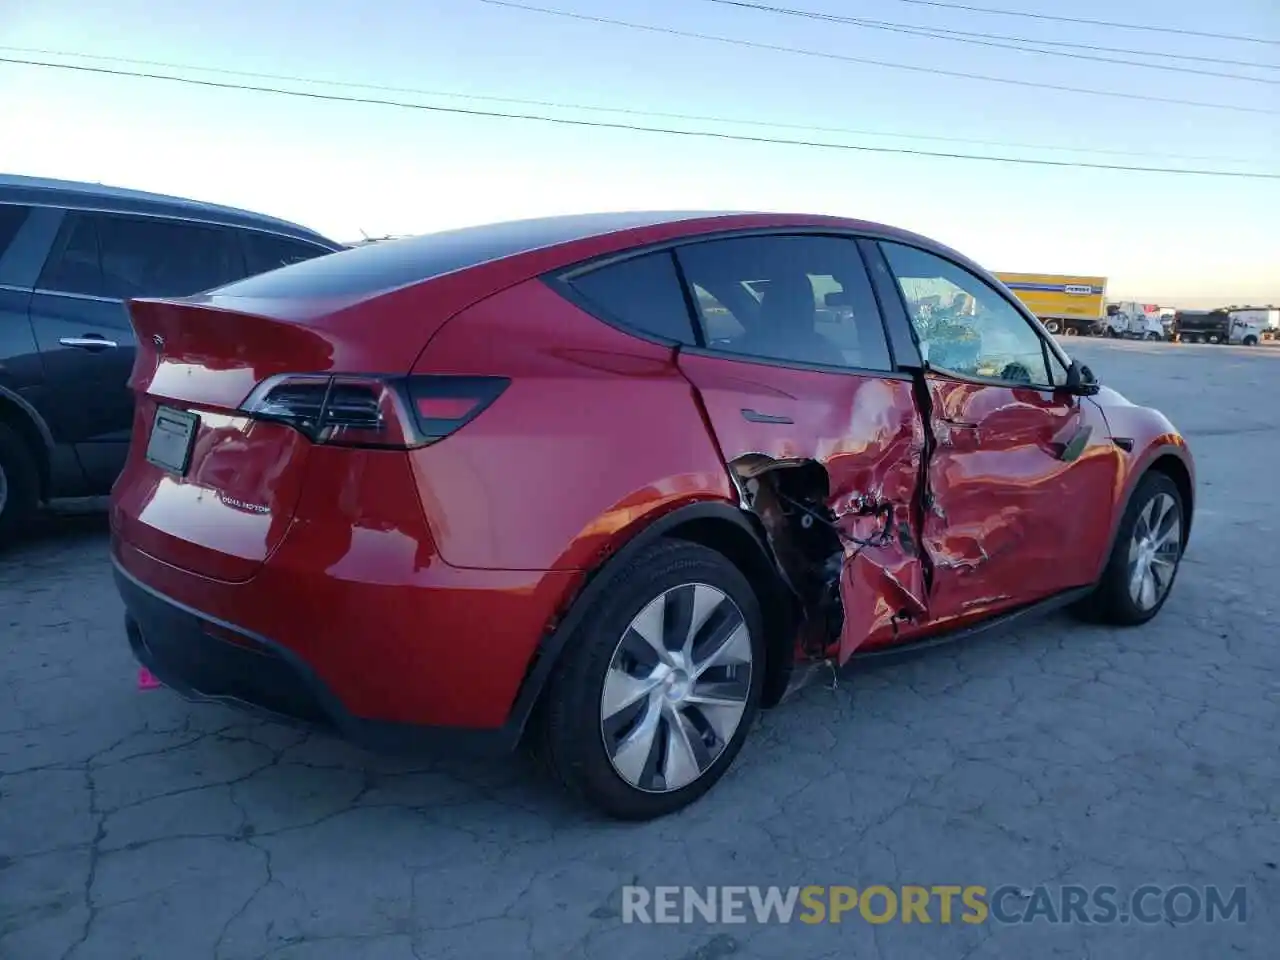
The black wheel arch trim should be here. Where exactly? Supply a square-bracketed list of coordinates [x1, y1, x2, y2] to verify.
[1098, 443, 1195, 578]
[0, 383, 55, 451]
[503, 499, 797, 745]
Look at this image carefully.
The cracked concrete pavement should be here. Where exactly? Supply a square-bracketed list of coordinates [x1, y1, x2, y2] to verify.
[2, 337, 1277, 959]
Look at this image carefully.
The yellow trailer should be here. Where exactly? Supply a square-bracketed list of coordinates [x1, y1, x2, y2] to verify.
[994, 272, 1108, 335]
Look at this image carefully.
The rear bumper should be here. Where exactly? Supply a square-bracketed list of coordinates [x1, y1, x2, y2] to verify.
[114, 560, 522, 755]
[111, 516, 585, 750]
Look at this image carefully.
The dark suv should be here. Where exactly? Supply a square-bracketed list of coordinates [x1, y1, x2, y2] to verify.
[0, 175, 341, 534]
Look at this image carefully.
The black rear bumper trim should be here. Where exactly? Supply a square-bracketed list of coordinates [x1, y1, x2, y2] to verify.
[112, 557, 517, 756]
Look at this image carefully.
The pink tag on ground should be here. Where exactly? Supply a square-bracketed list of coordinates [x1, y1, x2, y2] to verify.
[137, 667, 162, 690]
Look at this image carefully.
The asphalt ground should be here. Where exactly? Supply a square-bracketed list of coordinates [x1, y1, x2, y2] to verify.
[1, 335, 1276, 959]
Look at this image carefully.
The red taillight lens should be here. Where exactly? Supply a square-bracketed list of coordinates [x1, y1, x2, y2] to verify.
[239, 374, 508, 448]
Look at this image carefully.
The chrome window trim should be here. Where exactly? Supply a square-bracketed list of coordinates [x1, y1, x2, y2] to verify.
[0, 199, 336, 252]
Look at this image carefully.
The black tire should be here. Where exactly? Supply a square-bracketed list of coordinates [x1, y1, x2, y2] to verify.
[1074, 472, 1184, 626]
[537, 538, 765, 820]
[1044, 320, 1062, 334]
[1243, 336, 1258, 347]
[0, 422, 41, 543]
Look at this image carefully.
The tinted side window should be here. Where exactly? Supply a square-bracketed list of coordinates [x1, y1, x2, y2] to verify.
[243, 232, 332, 277]
[0, 204, 31, 260]
[94, 215, 242, 299]
[675, 235, 892, 371]
[880, 242, 1051, 386]
[566, 251, 695, 342]
[37, 213, 104, 296]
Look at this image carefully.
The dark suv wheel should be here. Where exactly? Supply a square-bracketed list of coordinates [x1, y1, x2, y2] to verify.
[0, 422, 40, 541]
[538, 539, 765, 820]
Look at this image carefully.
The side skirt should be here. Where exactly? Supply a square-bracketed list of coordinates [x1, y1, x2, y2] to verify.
[849, 585, 1095, 665]
[776, 584, 1095, 701]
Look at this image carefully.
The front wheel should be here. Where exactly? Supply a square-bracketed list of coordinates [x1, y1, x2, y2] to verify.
[537, 539, 765, 820]
[1074, 472, 1184, 626]
[1243, 336, 1258, 347]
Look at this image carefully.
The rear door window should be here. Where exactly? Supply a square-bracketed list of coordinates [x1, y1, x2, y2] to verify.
[95, 215, 242, 299]
[565, 251, 697, 343]
[0, 204, 31, 260]
[38, 213, 243, 299]
[37, 213, 104, 296]
[242, 231, 334, 277]
[675, 235, 893, 371]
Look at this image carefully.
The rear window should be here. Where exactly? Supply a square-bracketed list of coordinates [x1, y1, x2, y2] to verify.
[243, 231, 333, 276]
[210, 212, 701, 301]
[0, 204, 30, 260]
[566, 252, 696, 342]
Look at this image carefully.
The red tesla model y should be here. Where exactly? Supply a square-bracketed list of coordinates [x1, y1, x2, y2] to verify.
[110, 212, 1194, 820]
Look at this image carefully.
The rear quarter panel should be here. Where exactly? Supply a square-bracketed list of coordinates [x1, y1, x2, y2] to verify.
[408, 279, 735, 570]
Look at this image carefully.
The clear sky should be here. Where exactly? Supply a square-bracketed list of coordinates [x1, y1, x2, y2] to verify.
[2, 0, 1277, 306]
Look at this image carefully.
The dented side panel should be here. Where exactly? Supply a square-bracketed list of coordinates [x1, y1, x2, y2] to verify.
[913, 375, 1122, 629]
[675, 353, 928, 662]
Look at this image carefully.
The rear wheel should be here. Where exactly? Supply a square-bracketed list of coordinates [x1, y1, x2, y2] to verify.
[1044, 319, 1062, 334]
[0, 422, 40, 543]
[537, 539, 764, 820]
[1207, 333, 1221, 344]
[1064, 326, 1078, 337]
[1075, 472, 1184, 626]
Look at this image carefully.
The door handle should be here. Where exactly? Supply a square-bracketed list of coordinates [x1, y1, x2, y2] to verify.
[59, 336, 119, 350]
[741, 408, 794, 424]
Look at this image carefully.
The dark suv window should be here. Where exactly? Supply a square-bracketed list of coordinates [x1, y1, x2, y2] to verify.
[675, 235, 893, 371]
[243, 231, 332, 276]
[38, 212, 244, 299]
[0, 204, 31, 260]
[37, 215, 101, 296]
[566, 251, 696, 342]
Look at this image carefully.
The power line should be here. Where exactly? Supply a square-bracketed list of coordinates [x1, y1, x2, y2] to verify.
[474, 1, 1277, 114]
[3, 45, 1265, 165]
[3, 55, 1277, 180]
[781, 12, 1280, 70]
[865, 0, 1280, 46]
[698, 0, 1280, 81]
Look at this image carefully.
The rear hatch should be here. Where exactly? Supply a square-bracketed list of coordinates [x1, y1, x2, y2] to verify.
[112, 287, 451, 582]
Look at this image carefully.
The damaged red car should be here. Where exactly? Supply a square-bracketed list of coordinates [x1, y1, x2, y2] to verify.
[111, 212, 1194, 820]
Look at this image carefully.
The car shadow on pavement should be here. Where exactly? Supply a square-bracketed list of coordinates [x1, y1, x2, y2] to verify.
[0, 508, 109, 557]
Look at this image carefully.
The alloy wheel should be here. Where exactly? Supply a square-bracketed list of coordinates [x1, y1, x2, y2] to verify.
[1128, 492, 1181, 611]
[600, 583, 753, 794]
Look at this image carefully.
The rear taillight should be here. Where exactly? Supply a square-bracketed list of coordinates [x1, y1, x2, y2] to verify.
[239, 374, 508, 448]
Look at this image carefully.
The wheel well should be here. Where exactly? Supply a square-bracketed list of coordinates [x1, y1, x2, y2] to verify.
[665, 516, 800, 709]
[1148, 454, 1193, 547]
[0, 396, 49, 497]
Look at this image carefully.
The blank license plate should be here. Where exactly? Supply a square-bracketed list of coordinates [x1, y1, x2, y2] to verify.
[146, 406, 198, 475]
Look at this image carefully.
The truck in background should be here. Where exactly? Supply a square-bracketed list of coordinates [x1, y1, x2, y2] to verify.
[994, 272, 1107, 336]
[1106, 302, 1170, 340]
[1227, 307, 1279, 343]
[1172, 309, 1232, 344]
